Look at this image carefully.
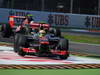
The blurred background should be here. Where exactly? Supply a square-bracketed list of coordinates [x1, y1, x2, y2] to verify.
[0, 0, 99, 15]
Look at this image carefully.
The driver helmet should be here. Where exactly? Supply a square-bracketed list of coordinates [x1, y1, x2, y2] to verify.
[39, 30, 46, 34]
[26, 14, 34, 22]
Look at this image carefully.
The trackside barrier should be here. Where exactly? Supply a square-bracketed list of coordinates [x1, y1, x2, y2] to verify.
[0, 8, 100, 30]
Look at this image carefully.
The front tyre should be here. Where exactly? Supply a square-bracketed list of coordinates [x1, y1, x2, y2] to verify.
[58, 39, 69, 59]
[14, 33, 20, 52]
[18, 48, 26, 56]
[14, 34, 28, 56]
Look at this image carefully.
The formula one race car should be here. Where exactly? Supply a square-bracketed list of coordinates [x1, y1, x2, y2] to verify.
[1, 15, 35, 38]
[1, 16, 25, 38]
[14, 25, 69, 59]
[15, 27, 69, 59]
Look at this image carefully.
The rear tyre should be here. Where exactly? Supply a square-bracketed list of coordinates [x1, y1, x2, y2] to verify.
[49, 28, 61, 37]
[1, 24, 12, 38]
[55, 28, 61, 37]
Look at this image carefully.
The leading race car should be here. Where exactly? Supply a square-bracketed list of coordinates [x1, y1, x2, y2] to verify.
[15, 29, 69, 59]
[1, 15, 69, 59]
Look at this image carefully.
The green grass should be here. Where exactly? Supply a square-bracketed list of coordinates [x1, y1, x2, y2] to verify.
[64, 34, 100, 44]
[0, 69, 100, 75]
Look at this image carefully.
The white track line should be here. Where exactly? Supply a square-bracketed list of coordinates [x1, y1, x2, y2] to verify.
[0, 46, 13, 51]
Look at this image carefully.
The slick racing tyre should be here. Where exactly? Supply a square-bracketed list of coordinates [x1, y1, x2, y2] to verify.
[14, 33, 20, 52]
[17, 35, 27, 56]
[58, 39, 69, 59]
[18, 48, 26, 56]
[14, 34, 28, 56]
[49, 28, 61, 37]
[1, 24, 12, 38]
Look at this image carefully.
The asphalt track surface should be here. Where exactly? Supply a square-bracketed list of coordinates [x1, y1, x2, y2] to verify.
[62, 31, 100, 56]
[0, 32, 100, 55]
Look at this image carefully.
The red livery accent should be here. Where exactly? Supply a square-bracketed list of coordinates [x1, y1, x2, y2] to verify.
[9, 16, 14, 28]
[22, 48, 37, 53]
[51, 50, 68, 55]
[30, 23, 49, 29]
[22, 48, 68, 56]
[40, 42, 49, 44]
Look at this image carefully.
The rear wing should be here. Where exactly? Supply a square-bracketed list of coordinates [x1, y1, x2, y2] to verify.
[30, 23, 49, 29]
[9, 16, 49, 29]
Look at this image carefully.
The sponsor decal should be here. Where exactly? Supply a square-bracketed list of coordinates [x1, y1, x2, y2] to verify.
[48, 14, 69, 26]
[85, 16, 100, 28]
